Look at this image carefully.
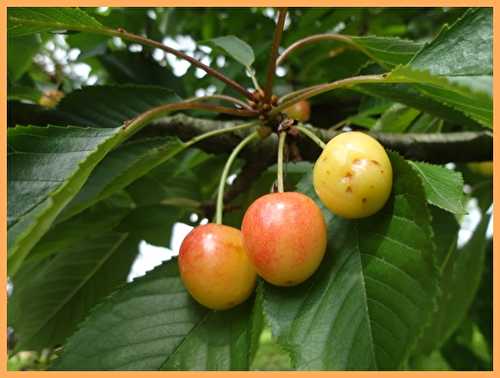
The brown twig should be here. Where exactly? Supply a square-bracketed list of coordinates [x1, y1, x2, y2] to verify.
[263, 8, 288, 103]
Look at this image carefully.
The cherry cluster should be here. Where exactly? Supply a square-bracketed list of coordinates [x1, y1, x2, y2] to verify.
[178, 110, 393, 310]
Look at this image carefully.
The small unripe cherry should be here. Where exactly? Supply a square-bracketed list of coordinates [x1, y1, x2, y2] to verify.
[313, 131, 392, 219]
[241, 192, 327, 286]
[467, 161, 493, 176]
[283, 100, 311, 122]
[178, 223, 256, 310]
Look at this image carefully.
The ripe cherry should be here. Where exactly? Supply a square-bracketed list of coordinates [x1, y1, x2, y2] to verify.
[283, 100, 311, 122]
[241, 192, 327, 286]
[178, 223, 256, 310]
[313, 131, 392, 219]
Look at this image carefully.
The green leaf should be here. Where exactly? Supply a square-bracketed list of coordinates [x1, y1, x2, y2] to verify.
[410, 8, 492, 76]
[29, 200, 131, 263]
[50, 260, 255, 370]
[8, 34, 43, 81]
[387, 66, 492, 128]
[60, 137, 186, 220]
[8, 81, 42, 103]
[9, 232, 139, 351]
[98, 51, 186, 96]
[410, 161, 466, 215]
[350, 36, 423, 68]
[117, 205, 187, 247]
[415, 211, 490, 354]
[56, 85, 182, 128]
[8, 125, 122, 275]
[202, 35, 255, 67]
[262, 153, 438, 370]
[372, 103, 420, 132]
[412, 207, 459, 354]
[355, 80, 480, 129]
[407, 113, 443, 133]
[8, 7, 105, 37]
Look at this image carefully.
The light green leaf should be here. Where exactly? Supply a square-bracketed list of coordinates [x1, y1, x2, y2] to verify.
[202, 35, 255, 67]
[51, 260, 255, 370]
[262, 153, 438, 370]
[8, 7, 105, 37]
[9, 232, 138, 351]
[410, 161, 466, 214]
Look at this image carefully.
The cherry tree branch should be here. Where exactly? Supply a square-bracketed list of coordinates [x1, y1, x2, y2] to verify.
[144, 114, 493, 164]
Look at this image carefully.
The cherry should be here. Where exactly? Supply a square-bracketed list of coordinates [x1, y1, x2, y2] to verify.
[313, 131, 392, 219]
[468, 161, 493, 176]
[178, 223, 256, 310]
[283, 100, 311, 122]
[241, 192, 327, 286]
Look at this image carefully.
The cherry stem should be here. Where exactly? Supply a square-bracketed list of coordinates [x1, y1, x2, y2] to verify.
[276, 33, 354, 67]
[84, 27, 256, 101]
[295, 124, 327, 149]
[277, 131, 287, 193]
[215, 131, 260, 224]
[272, 74, 389, 116]
[185, 121, 259, 149]
[184, 94, 254, 111]
[263, 8, 288, 103]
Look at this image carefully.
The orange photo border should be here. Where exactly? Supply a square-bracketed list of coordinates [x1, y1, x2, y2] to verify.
[1, 1, 497, 377]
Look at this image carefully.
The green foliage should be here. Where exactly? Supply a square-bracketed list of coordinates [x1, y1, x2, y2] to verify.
[50, 260, 256, 370]
[7, 6, 492, 372]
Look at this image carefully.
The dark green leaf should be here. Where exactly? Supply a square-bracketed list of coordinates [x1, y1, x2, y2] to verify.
[9, 232, 138, 351]
[61, 137, 186, 220]
[117, 205, 186, 247]
[56, 85, 182, 128]
[8, 34, 43, 81]
[98, 51, 186, 96]
[387, 66, 492, 128]
[29, 200, 131, 263]
[415, 210, 490, 355]
[8, 125, 123, 275]
[51, 260, 255, 370]
[202, 35, 255, 67]
[262, 153, 438, 370]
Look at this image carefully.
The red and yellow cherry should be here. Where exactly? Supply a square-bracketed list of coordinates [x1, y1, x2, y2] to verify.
[178, 223, 256, 310]
[241, 192, 327, 286]
[313, 131, 392, 219]
[283, 100, 311, 122]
